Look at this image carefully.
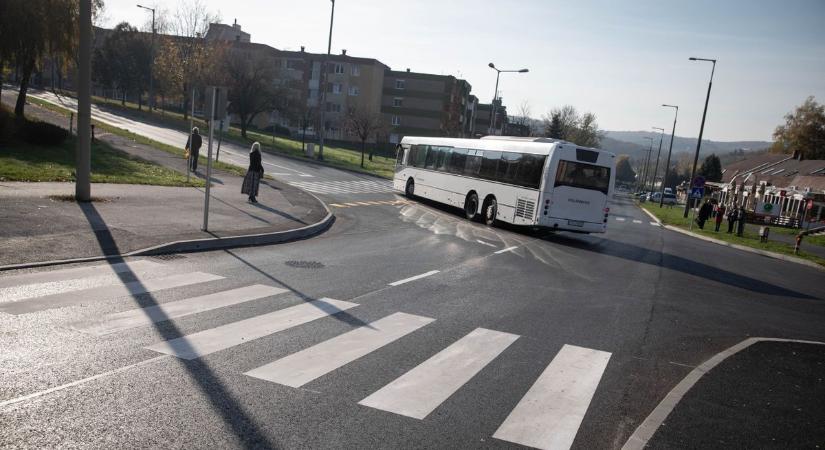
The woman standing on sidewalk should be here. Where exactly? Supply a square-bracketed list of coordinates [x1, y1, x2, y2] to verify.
[241, 142, 264, 203]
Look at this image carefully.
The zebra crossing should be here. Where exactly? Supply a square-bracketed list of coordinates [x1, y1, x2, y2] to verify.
[287, 179, 394, 195]
[1, 259, 612, 450]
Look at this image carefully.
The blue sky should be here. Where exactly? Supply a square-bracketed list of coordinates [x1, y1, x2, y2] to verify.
[104, 0, 825, 142]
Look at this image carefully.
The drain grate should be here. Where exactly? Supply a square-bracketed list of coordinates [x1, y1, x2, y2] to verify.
[151, 254, 187, 261]
[285, 260, 325, 269]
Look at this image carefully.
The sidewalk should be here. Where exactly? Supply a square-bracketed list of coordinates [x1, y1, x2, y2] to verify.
[0, 96, 331, 268]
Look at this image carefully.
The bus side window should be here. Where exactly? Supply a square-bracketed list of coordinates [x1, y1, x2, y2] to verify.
[449, 148, 468, 174]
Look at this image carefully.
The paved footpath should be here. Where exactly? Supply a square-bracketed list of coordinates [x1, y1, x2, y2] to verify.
[0, 95, 329, 268]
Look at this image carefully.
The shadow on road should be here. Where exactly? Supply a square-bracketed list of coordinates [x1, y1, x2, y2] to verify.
[78, 201, 279, 449]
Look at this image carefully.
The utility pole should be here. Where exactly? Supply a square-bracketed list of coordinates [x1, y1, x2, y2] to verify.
[317, 0, 335, 161]
[651, 126, 665, 193]
[660, 104, 679, 207]
[202, 87, 218, 231]
[640, 136, 653, 193]
[76, 0, 92, 201]
[684, 57, 717, 218]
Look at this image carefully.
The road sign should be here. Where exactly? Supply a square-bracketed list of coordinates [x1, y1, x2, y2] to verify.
[690, 187, 704, 199]
[692, 176, 706, 188]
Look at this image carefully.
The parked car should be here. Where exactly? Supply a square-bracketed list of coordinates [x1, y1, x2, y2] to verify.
[662, 193, 677, 205]
[648, 192, 662, 202]
[637, 192, 648, 202]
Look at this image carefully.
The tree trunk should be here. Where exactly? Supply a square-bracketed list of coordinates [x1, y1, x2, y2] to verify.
[0, 60, 4, 103]
[182, 83, 189, 121]
[360, 140, 366, 168]
[14, 58, 36, 118]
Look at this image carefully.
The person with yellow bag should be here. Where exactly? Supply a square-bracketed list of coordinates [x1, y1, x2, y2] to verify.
[184, 127, 202, 172]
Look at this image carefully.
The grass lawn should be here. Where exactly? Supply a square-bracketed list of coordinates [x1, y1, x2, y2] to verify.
[48, 92, 396, 179]
[641, 202, 825, 267]
[0, 135, 202, 187]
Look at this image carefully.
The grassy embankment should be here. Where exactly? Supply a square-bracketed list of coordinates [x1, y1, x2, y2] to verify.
[641, 202, 825, 267]
[46, 92, 395, 179]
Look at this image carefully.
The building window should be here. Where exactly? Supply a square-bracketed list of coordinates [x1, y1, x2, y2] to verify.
[395, 79, 405, 90]
[287, 60, 301, 70]
[332, 83, 342, 94]
[334, 63, 345, 74]
[393, 97, 403, 107]
[348, 86, 360, 96]
[351, 65, 360, 76]
[327, 103, 342, 113]
[392, 116, 401, 126]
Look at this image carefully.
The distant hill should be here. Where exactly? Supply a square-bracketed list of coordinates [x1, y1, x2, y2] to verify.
[603, 131, 771, 155]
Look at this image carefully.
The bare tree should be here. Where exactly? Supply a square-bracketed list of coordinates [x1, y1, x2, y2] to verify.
[225, 52, 281, 138]
[344, 107, 385, 168]
[169, 0, 221, 120]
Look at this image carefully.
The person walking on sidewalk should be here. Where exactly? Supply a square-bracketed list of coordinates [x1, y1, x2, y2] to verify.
[185, 127, 202, 172]
[242, 142, 264, 203]
[727, 204, 739, 233]
[715, 204, 726, 232]
[696, 198, 713, 229]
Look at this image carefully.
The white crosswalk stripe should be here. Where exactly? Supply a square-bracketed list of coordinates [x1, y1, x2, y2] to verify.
[359, 327, 519, 419]
[245, 312, 434, 388]
[145, 298, 359, 360]
[493, 344, 611, 450]
[287, 179, 394, 195]
[71, 284, 289, 335]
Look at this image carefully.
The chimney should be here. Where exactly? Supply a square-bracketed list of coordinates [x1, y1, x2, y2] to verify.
[341, 49, 347, 55]
[233, 19, 239, 30]
[406, 68, 411, 72]
[300, 46, 305, 52]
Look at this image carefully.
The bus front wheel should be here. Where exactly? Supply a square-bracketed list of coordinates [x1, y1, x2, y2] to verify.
[482, 196, 497, 226]
[405, 178, 415, 198]
[464, 192, 479, 221]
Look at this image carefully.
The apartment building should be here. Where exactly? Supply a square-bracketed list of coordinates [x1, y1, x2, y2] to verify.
[474, 100, 508, 137]
[381, 70, 473, 144]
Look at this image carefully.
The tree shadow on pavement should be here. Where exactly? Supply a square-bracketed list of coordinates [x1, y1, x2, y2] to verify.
[78, 201, 279, 449]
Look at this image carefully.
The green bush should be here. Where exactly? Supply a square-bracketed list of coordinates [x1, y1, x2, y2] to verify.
[0, 106, 14, 144]
[21, 120, 68, 146]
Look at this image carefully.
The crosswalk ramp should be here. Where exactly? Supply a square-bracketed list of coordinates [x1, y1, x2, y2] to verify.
[2, 259, 612, 449]
[287, 179, 394, 195]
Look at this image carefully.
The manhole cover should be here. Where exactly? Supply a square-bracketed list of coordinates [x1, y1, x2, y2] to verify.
[151, 254, 187, 261]
[285, 260, 324, 269]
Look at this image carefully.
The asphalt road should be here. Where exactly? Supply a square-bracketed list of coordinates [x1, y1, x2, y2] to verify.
[2, 97, 825, 448]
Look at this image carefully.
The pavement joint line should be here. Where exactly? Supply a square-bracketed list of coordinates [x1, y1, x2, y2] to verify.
[622, 337, 825, 450]
[0, 355, 171, 410]
[638, 205, 824, 272]
[388, 270, 440, 287]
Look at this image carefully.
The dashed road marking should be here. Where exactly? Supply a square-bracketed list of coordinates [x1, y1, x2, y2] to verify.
[389, 270, 440, 287]
[476, 240, 497, 248]
[330, 200, 412, 208]
[494, 246, 519, 254]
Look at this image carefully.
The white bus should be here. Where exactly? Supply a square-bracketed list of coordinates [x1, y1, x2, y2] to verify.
[393, 136, 616, 233]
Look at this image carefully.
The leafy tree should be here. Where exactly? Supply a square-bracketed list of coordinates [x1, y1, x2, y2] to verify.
[170, 0, 221, 121]
[771, 96, 825, 159]
[545, 112, 563, 139]
[93, 22, 151, 109]
[225, 53, 281, 138]
[344, 107, 386, 168]
[541, 105, 603, 147]
[615, 155, 636, 183]
[698, 154, 723, 182]
[152, 37, 184, 110]
[662, 165, 681, 190]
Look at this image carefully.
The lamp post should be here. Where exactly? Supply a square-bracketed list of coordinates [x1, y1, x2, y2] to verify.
[487, 63, 528, 135]
[317, 0, 335, 161]
[640, 136, 653, 193]
[651, 126, 665, 192]
[136, 5, 155, 111]
[76, 0, 91, 201]
[683, 56, 716, 217]
[659, 104, 678, 207]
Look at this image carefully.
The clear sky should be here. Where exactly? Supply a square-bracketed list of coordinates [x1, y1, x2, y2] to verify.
[103, 0, 825, 142]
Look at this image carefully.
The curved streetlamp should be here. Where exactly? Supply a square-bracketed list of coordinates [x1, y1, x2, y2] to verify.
[651, 126, 665, 192]
[488, 63, 528, 135]
[660, 104, 679, 207]
[683, 57, 717, 217]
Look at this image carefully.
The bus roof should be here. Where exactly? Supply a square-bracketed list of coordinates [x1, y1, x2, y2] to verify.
[399, 136, 615, 157]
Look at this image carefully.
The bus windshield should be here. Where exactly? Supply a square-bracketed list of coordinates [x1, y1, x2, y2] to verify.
[554, 160, 611, 195]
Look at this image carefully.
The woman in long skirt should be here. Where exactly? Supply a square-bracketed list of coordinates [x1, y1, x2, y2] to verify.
[241, 142, 264, 203]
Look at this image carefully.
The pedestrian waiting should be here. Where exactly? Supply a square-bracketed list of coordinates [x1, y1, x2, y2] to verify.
[727, 204, 738, 233]
[715, 203, 726, 232]
[242, 142, 265, 203]
[696, 198, 713, 230]
[185, 127, 202, 172]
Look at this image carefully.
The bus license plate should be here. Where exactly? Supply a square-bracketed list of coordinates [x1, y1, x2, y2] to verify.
[568, 220, 584, 227]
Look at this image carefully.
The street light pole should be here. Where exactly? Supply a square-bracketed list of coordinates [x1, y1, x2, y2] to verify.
[76, 0, 92, 201]
[487, 63, 528, 135]
[659, 104, 679, 207]
[683, 57, 716, 218]
[317, 0, 335, 161]
[137, 4, 155, 111]
[640, 136, 653, 193]
[651, 126, 665, 192]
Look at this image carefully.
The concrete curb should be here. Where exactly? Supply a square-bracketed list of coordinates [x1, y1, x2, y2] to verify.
[0, 192, 335, 272]
[638, 205, 825, 272]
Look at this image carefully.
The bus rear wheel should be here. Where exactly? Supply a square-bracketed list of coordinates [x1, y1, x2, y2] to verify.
[464, 192, 479, 221]
[482, 196, 497, 226]
[405, 178, 415, 198]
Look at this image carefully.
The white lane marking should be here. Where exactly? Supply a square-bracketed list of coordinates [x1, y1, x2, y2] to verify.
[650, 221, 660, 227]
[359, 328, 519, 419]
[259, 161, 313, 177]
[245, 312, 434, 388]
[144, 298, 358, 360]
[0, 355, 170, 409]
[633, 219, 643, 224]
[0, 260, 164, 291]
[493, 344, 611, 450]
[71, 285, 288, 336]
[494, 246, 519, 254]
[388, 270, 440, 287]
[476, 239, 497, 248]
[622, 337, 825, 450]
[0, 272, 224, 315]
[615, 217, 626, 222]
